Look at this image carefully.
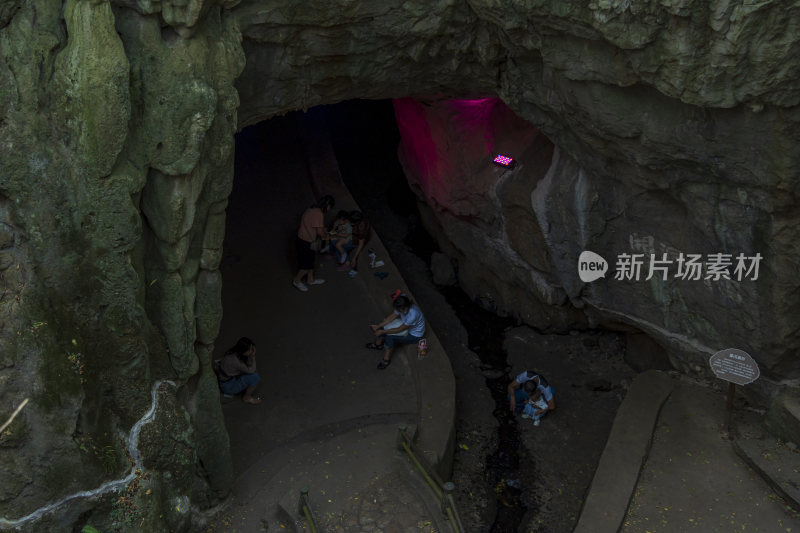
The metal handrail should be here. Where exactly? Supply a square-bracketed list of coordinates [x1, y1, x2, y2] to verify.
[396, 425, 466, 533]
[297, 486, 320, 533]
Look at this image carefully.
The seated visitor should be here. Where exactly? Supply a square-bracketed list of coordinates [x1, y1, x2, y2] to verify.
[329, 210, 353, 265]
[366, 295, 426, 370]
[507, 370, 555, 414]
[216, 337, 261, 405]
[342, 211, 371, 277]
[520, 383, 551, 426]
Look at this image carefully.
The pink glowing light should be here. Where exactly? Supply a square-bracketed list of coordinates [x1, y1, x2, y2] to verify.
[493, 154, 516, 168]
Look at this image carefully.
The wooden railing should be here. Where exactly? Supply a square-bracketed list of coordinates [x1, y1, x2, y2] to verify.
[396, 425, 466, 532]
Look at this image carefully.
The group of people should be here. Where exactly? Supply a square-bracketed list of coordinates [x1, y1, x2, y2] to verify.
[216, 290, 428, 404]
[219, 195, 555, 426]
[217, 335, 556, 427]
[288, 195, 428, 370]
[291, 195, 371, 291]
[326, 209, 370, 278]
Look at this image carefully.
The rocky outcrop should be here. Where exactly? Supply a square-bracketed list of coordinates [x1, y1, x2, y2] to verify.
[395, 95, 800, 383]
[1, 0, 799, 530]
[1, 0, 242, 530]
[234, 0, 800, 382]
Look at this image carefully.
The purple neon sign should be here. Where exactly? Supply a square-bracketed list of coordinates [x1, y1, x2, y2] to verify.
[493, 154, 516, 168]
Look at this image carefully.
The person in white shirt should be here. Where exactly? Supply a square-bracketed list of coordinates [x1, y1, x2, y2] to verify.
[507, 370, 555, 415]
[520, 385, 550, 426]
[367, 295, 426, 370]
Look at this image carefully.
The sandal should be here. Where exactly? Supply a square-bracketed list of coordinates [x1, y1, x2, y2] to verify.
[365, 342, 384, 350]
[377, 358, 391, 370]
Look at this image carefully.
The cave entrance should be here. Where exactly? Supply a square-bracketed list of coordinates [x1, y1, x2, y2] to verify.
[213, 97, 654, 530]
[214, 97, 561, 529]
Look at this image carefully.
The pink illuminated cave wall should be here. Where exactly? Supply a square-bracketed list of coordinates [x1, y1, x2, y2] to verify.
[392, 97, 540, 220]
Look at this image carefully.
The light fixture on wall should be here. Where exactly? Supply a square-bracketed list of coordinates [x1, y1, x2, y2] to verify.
[492, 154, 516, 169]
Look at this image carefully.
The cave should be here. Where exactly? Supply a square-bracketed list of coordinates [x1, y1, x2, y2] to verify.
[1, 1, 799, 532]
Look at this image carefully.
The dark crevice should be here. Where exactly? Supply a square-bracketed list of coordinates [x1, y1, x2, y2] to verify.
[327, 98, 530, 530]
[404, 209, 528, 532]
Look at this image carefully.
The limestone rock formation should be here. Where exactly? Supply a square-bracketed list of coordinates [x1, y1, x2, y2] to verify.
[394, 95, 799, 380]
[1, 0, 242, 529]
[1, 0, 799, 530]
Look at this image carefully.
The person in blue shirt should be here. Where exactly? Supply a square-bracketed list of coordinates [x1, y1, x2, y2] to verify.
[507, 370, 555, 416]
[367, 295, 426, 370]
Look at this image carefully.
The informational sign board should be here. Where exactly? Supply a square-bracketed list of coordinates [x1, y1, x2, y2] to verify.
[709, 348, 760, 385]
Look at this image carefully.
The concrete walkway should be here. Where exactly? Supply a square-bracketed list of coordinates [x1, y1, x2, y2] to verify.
[578, 371, 800, 533]
[206, 116, 455, 532]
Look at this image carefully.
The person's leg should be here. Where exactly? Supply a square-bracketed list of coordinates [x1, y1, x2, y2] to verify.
[294, 238, 314, 288]
[377, 334, 418, 369]
[294, 268, 311, 284]
[343, 241, 359, 276]
[329, 238, 343, 262]
[241, 373, 261, 404]
[377, 335, 396, 368]
[218, 377, 239, 397]
[378, 345, 394, 369]
[219, 375, 255, 397]
[367, 333, 386, 349]
[513, 389, 529, 413]
[294, 239, 324, 286]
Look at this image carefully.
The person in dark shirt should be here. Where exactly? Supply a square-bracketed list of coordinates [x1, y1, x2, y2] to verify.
[216, 337, 261, 404]
[342, 211, 370, 278]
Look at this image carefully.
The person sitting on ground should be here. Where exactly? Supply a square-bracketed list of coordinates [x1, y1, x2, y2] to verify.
[329, 210, 353, 265]
[507, 370, 555, 414]
[217, 337, 261, 404]
[520, 383, 550, 426]
[293, 195, 334, 292]
[367, 295, 425, 370]
[381, 289, 408, 335]
[343, 211, 370, 277]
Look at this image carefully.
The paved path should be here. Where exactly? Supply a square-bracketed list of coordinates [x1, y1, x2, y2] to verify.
[206, 116, 452, 532]
[579, 372, 800, 533]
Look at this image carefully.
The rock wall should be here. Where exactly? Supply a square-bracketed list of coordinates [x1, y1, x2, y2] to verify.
[0, 0, 798, 530]
[1, 0, 243, 530]
[395, 96, 799, 384]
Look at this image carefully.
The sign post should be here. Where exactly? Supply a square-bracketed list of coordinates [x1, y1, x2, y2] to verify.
[709, 348, 760, 437]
